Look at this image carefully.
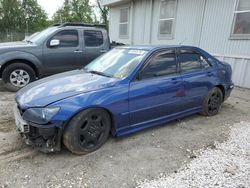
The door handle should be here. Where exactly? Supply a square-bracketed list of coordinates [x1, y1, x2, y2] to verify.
[74, 50, 83, 53]
[100, 49, 108, 53]
[207, 71, 213, 77]
[171, 77, 180, 84]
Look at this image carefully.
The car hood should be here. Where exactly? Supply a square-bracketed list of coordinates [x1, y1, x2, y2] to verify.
[0, 41, 35, 50]
[16, 70, 119, 109]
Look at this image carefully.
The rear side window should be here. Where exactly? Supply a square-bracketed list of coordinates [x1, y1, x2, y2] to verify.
[51, 30, 79, 47]
[141, 50, 177, 79]
[179, 50, 210, 73]
[84, 30, 103, 47]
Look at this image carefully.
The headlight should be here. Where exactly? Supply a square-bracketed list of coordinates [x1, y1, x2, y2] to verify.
[22, 107, 60, 124]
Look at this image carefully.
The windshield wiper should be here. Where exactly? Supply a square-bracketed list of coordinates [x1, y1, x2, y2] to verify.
[26, 40, 33, 44]
[88, 70, 113, 78]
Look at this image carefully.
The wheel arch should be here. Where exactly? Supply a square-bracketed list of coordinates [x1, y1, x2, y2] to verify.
[0, 59, 39, 78]
[63, 106, 116, 135]
[215, 84, 226, 100]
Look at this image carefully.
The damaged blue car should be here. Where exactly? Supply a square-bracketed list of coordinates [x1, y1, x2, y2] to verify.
[14, 45, 234, 154]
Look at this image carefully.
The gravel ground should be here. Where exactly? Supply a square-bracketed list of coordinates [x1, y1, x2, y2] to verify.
[0, 80, 250, 188]
[137, 121, 250, 188]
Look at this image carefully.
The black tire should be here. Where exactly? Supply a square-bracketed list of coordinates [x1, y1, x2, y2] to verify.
[63, 108, 111, 155]
[201, 87, 223, 116]
[2, 63, 36, 92]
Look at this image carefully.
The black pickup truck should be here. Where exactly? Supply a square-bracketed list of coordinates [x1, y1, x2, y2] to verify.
[0, 23, 121, 91]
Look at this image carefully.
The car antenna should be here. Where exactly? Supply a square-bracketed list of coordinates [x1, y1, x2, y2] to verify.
[179, 38, 187, 45]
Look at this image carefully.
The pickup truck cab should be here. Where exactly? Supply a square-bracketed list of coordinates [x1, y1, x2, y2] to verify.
[0, 23, 111, 91]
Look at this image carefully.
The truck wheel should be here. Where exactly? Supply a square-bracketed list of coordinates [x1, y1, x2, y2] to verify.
[201, 87, 223, 116]
[2, 63, 36, 92]
[63, 108, 111, 155]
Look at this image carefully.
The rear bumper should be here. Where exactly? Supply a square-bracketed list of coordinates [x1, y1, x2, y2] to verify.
[224, 83, 234, 100]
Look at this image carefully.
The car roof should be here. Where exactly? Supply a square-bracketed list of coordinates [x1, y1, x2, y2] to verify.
[54, 26, 106, 31]
[118, 45, 197, 51]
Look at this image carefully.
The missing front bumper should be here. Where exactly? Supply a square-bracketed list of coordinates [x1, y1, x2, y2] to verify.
[14, 103, 64, 153]
[18, 125, 63, 153]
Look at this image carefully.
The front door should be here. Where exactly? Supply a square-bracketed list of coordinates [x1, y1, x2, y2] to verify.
[129, 49, 184, 127]
[43, 29, 82, 75]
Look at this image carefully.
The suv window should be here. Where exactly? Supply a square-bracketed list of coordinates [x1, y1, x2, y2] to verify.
[84, 30, 103, 47]
[141, 50, 177, 79]
[51, 30, 79, 47]
[179, 49, 210, 73]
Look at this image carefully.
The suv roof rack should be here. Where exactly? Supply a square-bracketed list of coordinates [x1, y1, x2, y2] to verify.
[50, 22, 106, 28]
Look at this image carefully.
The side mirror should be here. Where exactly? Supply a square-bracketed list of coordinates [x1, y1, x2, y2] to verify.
[50, 39, 60, 47]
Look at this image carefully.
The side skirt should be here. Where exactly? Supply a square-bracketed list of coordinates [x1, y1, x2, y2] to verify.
[114, 107, 202, 137]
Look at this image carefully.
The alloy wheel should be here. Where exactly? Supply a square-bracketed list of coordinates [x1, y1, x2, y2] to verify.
[78, 113, 106, 149]
[208, 91, 222, 114]
[9, 69, 30, 87]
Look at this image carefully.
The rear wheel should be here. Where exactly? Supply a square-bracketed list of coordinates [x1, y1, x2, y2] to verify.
[2, 63, 36, 92]
[63, 108, 111, 155]
[201, 87, 223, 116]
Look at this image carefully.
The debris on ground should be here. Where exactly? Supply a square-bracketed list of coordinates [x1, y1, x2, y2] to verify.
[137, 121, 250, 188]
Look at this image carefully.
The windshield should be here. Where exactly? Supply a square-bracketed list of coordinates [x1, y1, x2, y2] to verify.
[29, 27, 58, 44]
[84, 48, 148, 79]
[23, 32, 40, 42]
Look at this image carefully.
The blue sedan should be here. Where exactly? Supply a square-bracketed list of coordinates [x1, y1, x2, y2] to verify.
[14, 45, 234, 154]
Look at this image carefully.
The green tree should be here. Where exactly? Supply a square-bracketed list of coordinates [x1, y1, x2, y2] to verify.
[0, 0, 24, 41]
[22, 0, 48, 34]
[0, 0, 48, 42]
[52, 0, 93, 24]
[52, 0, 71, 23]
[96, 0, 109, 30]
[71, 0, 93, 22]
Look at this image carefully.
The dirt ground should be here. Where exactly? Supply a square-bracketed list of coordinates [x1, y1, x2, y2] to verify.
[0, 80, 249, 188]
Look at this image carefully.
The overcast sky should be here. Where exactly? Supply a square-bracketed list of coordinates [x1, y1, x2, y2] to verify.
[37, 0, 97, 19]
[37, 0, 64, 19]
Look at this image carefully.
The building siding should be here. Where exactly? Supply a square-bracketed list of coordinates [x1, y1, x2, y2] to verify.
[109, 2, 132, 44]
[105, 0, 250, 88]
[214, 56, 250, 88]
[151, 0, 205, 45]
[199, 0, 250, 57]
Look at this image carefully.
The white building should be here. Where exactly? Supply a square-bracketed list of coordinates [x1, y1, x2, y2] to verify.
[101, 0, 250, 88]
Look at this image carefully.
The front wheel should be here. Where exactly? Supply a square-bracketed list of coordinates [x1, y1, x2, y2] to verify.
[201, 87, 223, 116]
[63, 108, 111, 155]
[2, 63, 36, 92]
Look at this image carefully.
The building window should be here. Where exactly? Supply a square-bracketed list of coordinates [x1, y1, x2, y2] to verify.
[158, 0, 177, 38]
[119, 8, 129, 38]
[231, 0, 250, 39]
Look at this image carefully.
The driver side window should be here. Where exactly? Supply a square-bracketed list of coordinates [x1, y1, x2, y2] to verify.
[140, 50, 177, 80]
[50, 30, 79, 47]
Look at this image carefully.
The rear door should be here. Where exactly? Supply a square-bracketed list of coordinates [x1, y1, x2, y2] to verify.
[43, 29, 82, 74]
[177, 48, 217, 110]
[81, 30, 108, 67]
[129, 49, 184, 126]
